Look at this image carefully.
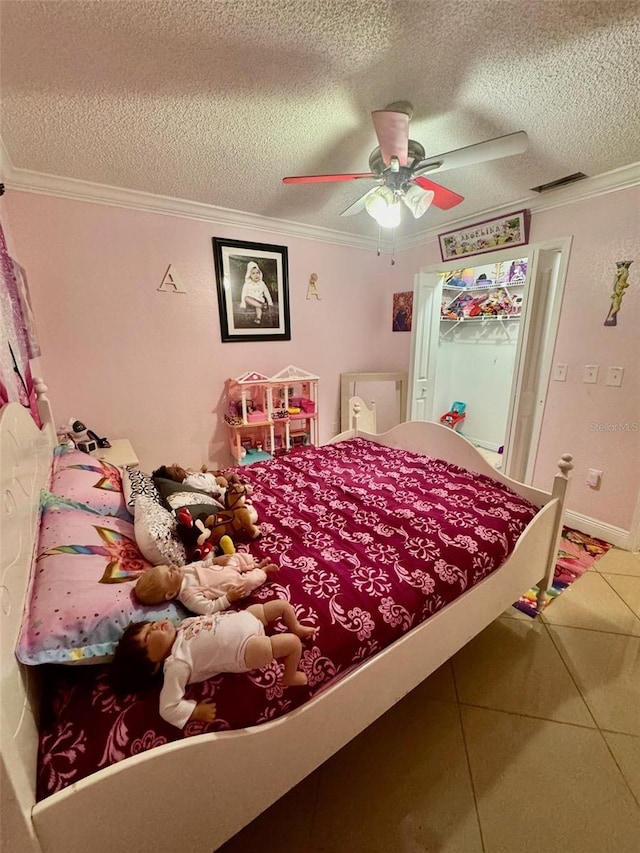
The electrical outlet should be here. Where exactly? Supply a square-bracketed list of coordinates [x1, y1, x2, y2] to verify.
[605, 366, 624, 387]
[583, 364, 599, 384]
[552, 363, 568, 381]
[587, 468, 602, 488]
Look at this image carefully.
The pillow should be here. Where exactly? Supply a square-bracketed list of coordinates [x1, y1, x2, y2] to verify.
[50, 445, 126, 515]
[16, 503, 187, 665]
[134, 495, 187, 567]
[121, 466, 162, 516]
[153, 475, 223, 521]
[154, 475, 222, 509]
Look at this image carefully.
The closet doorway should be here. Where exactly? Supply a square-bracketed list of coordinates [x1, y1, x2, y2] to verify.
[408, 238, 570, 483]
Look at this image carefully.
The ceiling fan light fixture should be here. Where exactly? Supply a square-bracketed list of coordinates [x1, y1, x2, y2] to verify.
[402, 184, 434, 218]
[365, 186, 401, 228]
[364, 187, 400, 228]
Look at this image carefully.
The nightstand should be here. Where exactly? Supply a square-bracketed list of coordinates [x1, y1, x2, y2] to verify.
[93, 439, 139, 469]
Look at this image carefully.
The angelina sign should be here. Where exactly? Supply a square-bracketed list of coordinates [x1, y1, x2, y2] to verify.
[438, 210, 530, 262]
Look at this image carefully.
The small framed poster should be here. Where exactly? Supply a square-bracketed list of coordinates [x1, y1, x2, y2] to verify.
[438, 210, 530, 262]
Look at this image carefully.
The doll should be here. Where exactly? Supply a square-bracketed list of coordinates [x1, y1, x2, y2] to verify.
[111, 601, 315, 728]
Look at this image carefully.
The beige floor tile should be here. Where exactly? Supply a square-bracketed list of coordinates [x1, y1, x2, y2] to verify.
[216, 772, 318, 853]
[421, 660, 458, 702]
[602, 572, 640, 619]
[541, 570, 640, 636]
[548, 625, 640, 735]
[595, 547, 640, 577]
[462, 706, 640, 853]
[452, 617, 594, 726]
[500, 603, 537, 621]
[602, 731, 640, 806]
[311, 693, 483, 853]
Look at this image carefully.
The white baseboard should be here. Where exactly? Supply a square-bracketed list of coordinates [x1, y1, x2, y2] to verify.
[564, 510, 635, 552]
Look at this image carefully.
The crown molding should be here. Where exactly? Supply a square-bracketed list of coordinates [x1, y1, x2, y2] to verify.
[2, 138, 638, 256]
[1, 146, 380, 252]
[396, 162, 640, 252]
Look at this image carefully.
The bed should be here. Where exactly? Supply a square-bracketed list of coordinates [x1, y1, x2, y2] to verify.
[1, 389, 572, 853]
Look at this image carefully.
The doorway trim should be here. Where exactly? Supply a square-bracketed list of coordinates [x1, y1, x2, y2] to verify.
[408, 236, 571, 484]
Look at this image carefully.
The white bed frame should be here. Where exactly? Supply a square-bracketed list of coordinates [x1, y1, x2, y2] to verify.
[1, 395, 572, 853]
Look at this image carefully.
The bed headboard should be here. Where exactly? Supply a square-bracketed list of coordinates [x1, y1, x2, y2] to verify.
[1, 399, 55, 851]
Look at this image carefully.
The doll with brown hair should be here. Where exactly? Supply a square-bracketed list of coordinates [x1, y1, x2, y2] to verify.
[135, 551, 279, 616]
[153, 464, 231, 502]
[111, 601, 315, 728]
[153, 464, 256, 520]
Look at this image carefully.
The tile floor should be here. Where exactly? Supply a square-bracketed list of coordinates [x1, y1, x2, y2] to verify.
[218, 547, 640, 852]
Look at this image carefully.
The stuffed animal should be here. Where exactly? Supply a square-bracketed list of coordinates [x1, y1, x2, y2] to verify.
[176, 508, 216, 562]
[176, 509, 239, 562]
[204, 484, 261, 543]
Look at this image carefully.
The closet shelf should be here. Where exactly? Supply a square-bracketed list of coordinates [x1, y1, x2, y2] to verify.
[441, 314, 521, 322]
[442, 283, 524, 292]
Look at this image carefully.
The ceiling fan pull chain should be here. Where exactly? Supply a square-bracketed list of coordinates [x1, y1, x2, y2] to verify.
[377, 225, 381, 257]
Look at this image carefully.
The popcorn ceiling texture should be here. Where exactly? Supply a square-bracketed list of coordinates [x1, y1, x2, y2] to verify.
[1, 0, 639, 237]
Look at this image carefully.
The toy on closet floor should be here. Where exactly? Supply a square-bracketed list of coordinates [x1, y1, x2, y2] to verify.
[440, 401, 466, 431]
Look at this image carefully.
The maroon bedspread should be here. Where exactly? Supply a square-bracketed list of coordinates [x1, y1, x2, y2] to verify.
[37, 439, 537, 800]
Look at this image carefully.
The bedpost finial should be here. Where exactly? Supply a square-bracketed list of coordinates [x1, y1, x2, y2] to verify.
[33, 376, 49, 397]
[557, 454, 573, 476]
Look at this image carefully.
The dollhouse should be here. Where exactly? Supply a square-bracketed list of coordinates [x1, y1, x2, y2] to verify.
[224, 365, 319, 464]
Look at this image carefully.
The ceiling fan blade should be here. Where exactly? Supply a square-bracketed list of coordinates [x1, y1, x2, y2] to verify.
[340, 186, 381, 217]
[413, 176, 464, 210]
[371, 110, 410, 167]
[412, 131, 529, 177]
[283, 172, 375, 184]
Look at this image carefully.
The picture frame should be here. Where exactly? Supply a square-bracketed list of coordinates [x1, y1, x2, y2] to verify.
[212, 237, 291, 342]
[392, 291, 413, 332]
[438, 210, 530, 262]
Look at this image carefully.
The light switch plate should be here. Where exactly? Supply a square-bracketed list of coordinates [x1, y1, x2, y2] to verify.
[583, 365, 599, 384]
[552, 363, 568, 381]
[587, 468, 602, 488]
[605, 366, 624, 387]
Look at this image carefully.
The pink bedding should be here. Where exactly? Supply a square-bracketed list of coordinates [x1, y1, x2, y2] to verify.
[37, 438, 537, 800]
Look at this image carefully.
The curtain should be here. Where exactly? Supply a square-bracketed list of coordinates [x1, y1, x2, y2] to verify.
[0, 217, 41, 425]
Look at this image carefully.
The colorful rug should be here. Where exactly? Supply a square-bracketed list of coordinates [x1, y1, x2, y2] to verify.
[513, 527, 613, 617]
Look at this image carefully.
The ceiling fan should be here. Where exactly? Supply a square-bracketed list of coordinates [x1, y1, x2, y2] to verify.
[283, 102, 528, 228]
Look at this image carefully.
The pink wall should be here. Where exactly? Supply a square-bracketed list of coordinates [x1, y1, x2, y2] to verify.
[529, 188, 639, 531]
[3, 192, 413, 471]
[4, 186, 638, 532]
[387, 188, 640, 532]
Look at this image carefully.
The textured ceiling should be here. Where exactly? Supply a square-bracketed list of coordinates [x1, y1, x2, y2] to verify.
[1, 0, 639, 240]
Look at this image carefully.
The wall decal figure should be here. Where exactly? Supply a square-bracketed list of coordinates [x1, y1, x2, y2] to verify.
[306, 272, 321, 300]
[604, 260, 633, 327]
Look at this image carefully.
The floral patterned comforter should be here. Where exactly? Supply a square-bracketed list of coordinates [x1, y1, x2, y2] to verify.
[37, 438, 537, 800]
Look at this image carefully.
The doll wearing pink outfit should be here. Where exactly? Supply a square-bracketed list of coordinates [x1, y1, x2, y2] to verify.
[135, 552, 279, 615]
[111, 601, 315, 728]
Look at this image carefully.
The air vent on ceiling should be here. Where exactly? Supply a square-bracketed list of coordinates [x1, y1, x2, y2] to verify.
[530, 172, 588, 193]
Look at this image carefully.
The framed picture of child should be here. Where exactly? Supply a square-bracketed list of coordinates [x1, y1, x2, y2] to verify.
[213, 237, 291, 342]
